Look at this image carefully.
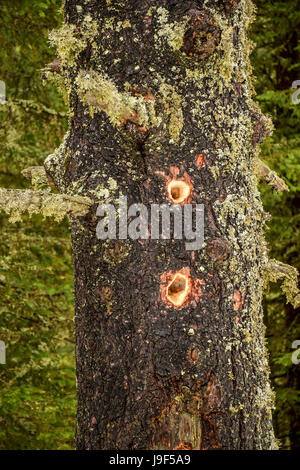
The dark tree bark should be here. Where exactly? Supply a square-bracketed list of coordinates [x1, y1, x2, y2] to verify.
[44, 0, 278, 449]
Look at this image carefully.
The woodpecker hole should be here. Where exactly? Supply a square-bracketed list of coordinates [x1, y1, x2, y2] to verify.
[167, 273, 190, 307]
[168, 180, 191, 204]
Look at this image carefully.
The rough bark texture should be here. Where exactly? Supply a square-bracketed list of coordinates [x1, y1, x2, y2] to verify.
[45, 0, 278, 449]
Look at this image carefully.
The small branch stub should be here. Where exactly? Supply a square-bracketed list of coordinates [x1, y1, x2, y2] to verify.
[265, 259, 300, 309]
[40, 58, 62, 75]
[22, 166, 54, 189]
[207, 238, 230, 262]
[256, 159, 289, 192]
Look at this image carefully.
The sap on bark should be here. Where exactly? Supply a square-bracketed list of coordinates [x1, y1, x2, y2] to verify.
[182, 9, 221, 61]
[187, 347, 200, 365]
[233, 290, 245, 311]
[195, 153, 205, 168]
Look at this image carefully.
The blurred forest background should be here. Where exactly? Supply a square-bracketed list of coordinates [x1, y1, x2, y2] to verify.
[0, 0, 299, 450]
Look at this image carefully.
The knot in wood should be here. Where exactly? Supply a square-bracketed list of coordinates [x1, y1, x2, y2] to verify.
[207, 238, 230, 261]
[182, 9, 221, 61]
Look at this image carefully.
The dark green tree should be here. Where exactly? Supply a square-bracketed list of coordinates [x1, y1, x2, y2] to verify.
[0, 0, 75, 450]
[251, 0, 300, 450]
[0, 0, 299, 450]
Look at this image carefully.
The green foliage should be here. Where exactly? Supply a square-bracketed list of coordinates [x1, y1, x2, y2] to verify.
[0, 0, 67, 178]
[251, 0, 300, 450]
[0, 0, 75, 450]
[0, 221, 75, 449]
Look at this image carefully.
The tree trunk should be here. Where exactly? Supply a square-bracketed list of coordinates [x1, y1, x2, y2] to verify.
[45, 0, 278, 450]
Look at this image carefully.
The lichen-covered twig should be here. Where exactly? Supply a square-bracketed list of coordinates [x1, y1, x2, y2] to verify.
[22, 166, 54, 189]
[256, 159, 289, 192]
[0, 188, 93, 223]
[40, 58, 62, 74]
[265, 259, 300, 308]
[76, 70, 156, 128]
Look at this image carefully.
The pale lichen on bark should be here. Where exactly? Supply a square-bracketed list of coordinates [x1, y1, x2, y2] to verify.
[48, 17, 98, 66]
